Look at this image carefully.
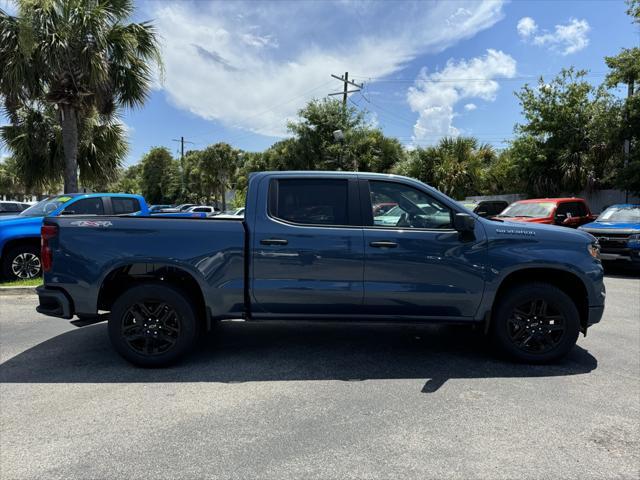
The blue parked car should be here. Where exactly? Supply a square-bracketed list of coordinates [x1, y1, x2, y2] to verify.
[579, 204, 640, 266]
[0, 193, 147, 281]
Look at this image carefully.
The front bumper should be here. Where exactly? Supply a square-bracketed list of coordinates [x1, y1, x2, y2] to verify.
[36, 286, 73, 319]
[600, 249, 640, 263]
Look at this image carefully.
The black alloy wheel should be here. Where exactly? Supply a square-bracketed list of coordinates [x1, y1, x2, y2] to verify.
[109, 283, 199, 367]
[506, 299, 566, 354]
[121, 301, 182, 356]
[491, 282, 580, 363]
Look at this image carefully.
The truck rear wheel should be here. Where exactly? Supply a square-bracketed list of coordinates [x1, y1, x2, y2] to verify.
[490, 282, 580, 364]
[108, 283, 198, 367]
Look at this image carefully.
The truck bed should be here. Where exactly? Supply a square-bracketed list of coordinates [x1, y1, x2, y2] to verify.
[42, 215, 246, 319]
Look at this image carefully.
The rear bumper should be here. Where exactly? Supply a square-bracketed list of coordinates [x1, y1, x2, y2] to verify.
[36, 286, 73, 319]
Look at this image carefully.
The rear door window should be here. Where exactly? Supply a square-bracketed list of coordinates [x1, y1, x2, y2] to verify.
[270, 179, 350, 226]
[111, 197, 141, 215]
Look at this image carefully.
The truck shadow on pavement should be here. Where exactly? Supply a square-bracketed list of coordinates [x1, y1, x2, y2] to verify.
[0, 321, 597, 393]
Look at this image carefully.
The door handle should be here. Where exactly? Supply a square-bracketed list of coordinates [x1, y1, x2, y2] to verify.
[369, 241, 398, 248]
[260, 238, 288, 246]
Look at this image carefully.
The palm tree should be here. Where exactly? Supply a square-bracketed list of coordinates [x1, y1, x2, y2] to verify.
[0, 0, 161, 192]
[1, 101, 128, 190]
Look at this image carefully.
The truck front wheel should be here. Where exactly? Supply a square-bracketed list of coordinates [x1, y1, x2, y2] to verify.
[490, 282, 580, 364]
[108, 283, 198, 367]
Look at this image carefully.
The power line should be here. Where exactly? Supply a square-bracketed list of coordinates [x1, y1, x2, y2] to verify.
[349, 72, 609, 84]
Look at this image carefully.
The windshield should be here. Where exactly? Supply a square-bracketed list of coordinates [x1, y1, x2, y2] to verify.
[20, 196, 72, 217]
[498, 202, 555, 218]
[597, 206, 640, 223]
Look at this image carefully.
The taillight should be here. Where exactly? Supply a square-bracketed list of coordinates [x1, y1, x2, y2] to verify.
[41, 224, 58, 273]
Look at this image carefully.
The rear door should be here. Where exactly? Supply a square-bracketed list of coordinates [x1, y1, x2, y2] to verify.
[251, 175, 364, 316]
[362, 178, 486, 318]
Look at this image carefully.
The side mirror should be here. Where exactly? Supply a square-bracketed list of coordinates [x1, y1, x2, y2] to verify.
[476, 210, 488, 217]
[453, 213, 475, 232]
[554, 213, 566, 225]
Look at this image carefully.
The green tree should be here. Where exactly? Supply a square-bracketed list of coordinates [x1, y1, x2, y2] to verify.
[604, 36, 640, 195]
[627, 0, 639, 22]
[287, 98, 365, 170]
[511, 68, 621, 196]
[393, 137, 492, 199]
[139, 147, 179, 204]
[109, 163, 142, 194]
[0, 0, 161, 192]
[184, 143, 240, 209]
[1, 102, 128, 191]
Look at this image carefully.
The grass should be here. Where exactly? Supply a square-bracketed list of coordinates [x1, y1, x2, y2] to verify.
[0, 277, 42, 287]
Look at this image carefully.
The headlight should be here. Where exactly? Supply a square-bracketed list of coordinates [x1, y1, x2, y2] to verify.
[588, 242, 601, 260]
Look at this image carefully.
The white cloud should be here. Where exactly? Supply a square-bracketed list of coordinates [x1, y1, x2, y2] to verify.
[517, 17, 537, 38]
[149, 1, 506, 137]
[464, 103, 477, 111]
[407, 49, 516, 143]
[518, 17, 590, 55]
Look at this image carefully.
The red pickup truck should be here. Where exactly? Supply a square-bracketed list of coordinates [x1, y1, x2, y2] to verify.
[496, 198, 596, 228]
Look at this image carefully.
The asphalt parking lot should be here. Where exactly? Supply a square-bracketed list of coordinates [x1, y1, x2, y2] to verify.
[1, 272, 639, 480]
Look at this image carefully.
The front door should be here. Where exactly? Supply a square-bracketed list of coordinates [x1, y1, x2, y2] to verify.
[251, 176, 364, 316]
[362, 179, 486, 319]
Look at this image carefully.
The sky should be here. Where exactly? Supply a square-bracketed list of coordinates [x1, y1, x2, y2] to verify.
[1, 0, 639, 166]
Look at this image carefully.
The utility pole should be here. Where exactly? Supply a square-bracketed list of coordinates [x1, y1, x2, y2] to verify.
[623, 80, 635, 202]
[172, 136, 195, 198]
[329, 72, 363, 107]
[329, 73, 364, 172]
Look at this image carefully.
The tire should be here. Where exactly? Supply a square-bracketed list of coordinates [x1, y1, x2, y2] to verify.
[1, 244, 42, 281]
[108, 283, 199, 367]
[490, 282, 580, 364]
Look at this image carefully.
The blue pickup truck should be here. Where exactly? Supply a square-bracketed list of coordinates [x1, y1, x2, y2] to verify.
[579, 204, 640, 266]
[36, 172, 606, 367]
[0, 193, 148, 281]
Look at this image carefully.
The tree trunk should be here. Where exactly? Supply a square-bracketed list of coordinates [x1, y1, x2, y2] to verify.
[221, 184, 226, 211]
[60, 104, 79, 193]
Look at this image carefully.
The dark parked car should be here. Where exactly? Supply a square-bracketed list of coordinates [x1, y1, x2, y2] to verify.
[0, 200, 30, 216]
[460, 200, 509, 218]
[37, 172, 605, 367]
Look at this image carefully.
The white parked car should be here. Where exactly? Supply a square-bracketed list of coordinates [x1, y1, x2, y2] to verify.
[215, 207, 245, 219]
[185, 205, 220, 216]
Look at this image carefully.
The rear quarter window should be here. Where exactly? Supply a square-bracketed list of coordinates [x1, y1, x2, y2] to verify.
[112, 197, 141, 215]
